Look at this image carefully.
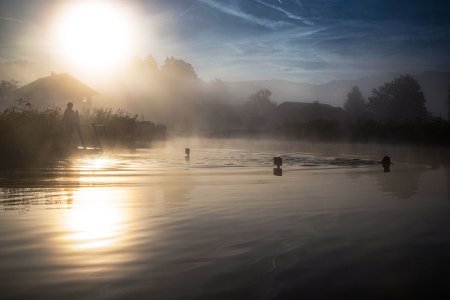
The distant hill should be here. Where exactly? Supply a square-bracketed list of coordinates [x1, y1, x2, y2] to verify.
[226, 71, 450, 119]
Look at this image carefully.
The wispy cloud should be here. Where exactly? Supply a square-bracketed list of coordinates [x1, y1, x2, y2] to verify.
[0, 16, 24, 23]
[198, 0, 289, 29]
[253, 0, 314, 25]
[294, 0, 304, 9]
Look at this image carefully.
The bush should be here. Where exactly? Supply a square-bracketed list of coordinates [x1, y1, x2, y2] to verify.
[0, 103, 166, 169]
[0, 101, 64, 168]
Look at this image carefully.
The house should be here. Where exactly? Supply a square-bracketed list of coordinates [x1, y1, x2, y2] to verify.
[12, 73, 97, 110]
[277, 101, 346, 123]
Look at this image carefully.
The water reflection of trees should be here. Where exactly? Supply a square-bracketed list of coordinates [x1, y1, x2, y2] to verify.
[0, 157, 194, 215]
[0, 187, 74, 212]
[372, 167, 425, 199]
[0, 171, 78, 212]
[339, 143, 450, 200]
[345, 165, 426, 200]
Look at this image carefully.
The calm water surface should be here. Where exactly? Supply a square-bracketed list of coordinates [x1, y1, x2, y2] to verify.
[1, 139, 450, 299]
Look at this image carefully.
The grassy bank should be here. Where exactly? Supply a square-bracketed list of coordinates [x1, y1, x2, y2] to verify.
[0, 103, 166, 168]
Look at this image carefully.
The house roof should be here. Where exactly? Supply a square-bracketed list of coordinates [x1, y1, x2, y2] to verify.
[13, 73, 98, 102]
[278, 101, 339, 109]
[278, 101, 345, 122]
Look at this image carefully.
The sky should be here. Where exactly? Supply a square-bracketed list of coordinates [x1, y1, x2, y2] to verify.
[0, 0, 450, 84]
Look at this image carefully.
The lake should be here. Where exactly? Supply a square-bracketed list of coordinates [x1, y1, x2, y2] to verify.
[1, 138, 449, 299]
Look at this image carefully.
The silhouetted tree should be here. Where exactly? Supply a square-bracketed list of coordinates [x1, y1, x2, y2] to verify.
[368, 75, 427, 122]
[155, 57, 201, 130]
[206, 79, 231, 102]
[242, 89, 277, 128]
[161, 56, 198, 80]
[143, 55, 159, 72]
[0, 79, 19, 103]
[343, 86, 367, 120]
[245, 89, 275, 108]
[130, 55, 159, 74]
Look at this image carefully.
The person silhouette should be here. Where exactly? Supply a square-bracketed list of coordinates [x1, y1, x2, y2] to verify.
[63, 102, 82, 149]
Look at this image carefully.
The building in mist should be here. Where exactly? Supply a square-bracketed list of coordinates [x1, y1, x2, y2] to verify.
[277, 101, 346, 122]
[448, 76, 450, 121]
[12, 72, 97, 110]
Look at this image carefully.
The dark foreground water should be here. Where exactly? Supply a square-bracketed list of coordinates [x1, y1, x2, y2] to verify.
[1, 139, 450, 299]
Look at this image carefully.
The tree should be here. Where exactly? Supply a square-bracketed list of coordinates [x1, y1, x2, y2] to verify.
[129, 55, 159, 73]
[343, 86, 367, 120]
[242, 89, 277, 128]
[143, 55, 159, 72]
[207, 79, 230, 102]
[161, 56, 198, 80]
[0, 79, 19, 105]
[368, 75, 427, 122]
[244, 89, 276, 112]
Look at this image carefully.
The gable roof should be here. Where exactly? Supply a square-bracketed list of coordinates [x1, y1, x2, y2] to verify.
[278, 101, 345, 122]
[12, 73, 97, 106]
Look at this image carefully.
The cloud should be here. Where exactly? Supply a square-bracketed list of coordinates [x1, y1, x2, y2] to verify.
[198, 0, 289, 29]
[0, 16, 24, 23]
[253, 0, 314, 25]
[294, 0, 304, 9]
[266, 60, 334, 72]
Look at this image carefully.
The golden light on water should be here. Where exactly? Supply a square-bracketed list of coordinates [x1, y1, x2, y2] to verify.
[80, 157, 113, 170]
[52, 0, 138, 73]
[63, 188, 127, 250]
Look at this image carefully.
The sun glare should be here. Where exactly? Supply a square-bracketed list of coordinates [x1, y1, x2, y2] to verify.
[53, 1, 137, 73]
[62, 188, 127, 250]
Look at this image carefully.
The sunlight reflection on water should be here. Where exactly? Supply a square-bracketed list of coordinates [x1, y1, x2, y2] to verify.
[61, 188, 127, 250]
[79, 157, 115, 171]
[1, 141, 450, 299]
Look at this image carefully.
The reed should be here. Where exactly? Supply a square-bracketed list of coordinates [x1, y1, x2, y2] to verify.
[0, 102, 166, 169]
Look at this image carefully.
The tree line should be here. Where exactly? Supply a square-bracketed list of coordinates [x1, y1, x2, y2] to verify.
[1, 56, 449, 145]
[344, 75, 428, 122]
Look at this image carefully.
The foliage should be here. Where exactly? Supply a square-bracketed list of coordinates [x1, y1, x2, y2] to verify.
[130, 55, 159, 74]
[367, 75, 427, 121]
[80, 108, 166, 147]
[87, 108, 137, 145]
[242, 89, 277, 128]
[280, 120, 343, 141]
[0, 103, 166, 169]
[0, 100, 64, 168]
[0, 79, 19, 102]
[161, 56, 198, 80]
[207, 79, 229, 102]
[341, 119, 450, 144]
[343, 86, 367, 120]
[275, 118, 450, 145]
[198, 100, 241, 133]
[1, 58, 448, 149]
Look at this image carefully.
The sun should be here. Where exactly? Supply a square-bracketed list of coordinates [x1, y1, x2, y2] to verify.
[53, 1, 137, 73]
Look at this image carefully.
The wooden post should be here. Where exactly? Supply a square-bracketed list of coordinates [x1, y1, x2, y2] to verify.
[273, 156, 282, 176]
[91, 123, 102, 149]
[447, 77, 450, 121]
[77, 125, 86, 149]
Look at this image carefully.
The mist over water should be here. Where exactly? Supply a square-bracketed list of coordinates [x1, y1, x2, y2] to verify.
[1, 138, 449, 299]
[1, 0, 450, 298]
